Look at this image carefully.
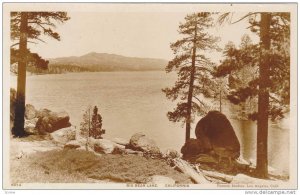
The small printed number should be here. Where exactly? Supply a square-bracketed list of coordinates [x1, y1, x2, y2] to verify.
[11, 183, 21, 187]
[5, 191, 15, 194]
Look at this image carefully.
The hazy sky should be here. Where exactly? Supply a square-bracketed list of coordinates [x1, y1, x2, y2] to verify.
[28, 12, 259, 62]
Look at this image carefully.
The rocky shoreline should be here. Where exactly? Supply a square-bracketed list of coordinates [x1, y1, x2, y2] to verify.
[10, 104, 289, 185]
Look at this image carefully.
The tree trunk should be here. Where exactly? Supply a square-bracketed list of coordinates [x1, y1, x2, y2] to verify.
[185, 24, 197, 143]
[12, 12, 28, 137]
[256, 13, 271, 178]
[219, 88, 222, 113]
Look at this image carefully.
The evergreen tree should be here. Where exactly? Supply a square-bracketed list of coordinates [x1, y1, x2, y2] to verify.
[11, 48, 49, 74]
[80, 105, 92, 151]
[210, 77, 229, 113]
[217, 13, 290, 177]
[10, 12, 70, 137]
[80, 105, 105, 150]
[214, 35, 259, 119]
[162, 12, 219, 142]
[91, 106, 105, 139]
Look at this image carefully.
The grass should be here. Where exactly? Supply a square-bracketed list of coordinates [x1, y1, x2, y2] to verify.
[10, 149, 192, 184]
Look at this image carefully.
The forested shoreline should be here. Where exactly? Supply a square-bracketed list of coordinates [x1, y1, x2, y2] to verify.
[8, 8, 292, 187]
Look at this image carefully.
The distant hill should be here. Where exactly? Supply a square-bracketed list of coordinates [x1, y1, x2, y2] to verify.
[48, 52, 168, 72]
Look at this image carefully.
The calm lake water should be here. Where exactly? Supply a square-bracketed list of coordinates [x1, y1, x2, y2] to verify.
[10, 71, 289, 175]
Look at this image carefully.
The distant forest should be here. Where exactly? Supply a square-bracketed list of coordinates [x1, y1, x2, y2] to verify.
[11, 63, 166, 75]
[33, 64, 91, 74]
[30, 64, 116, 74]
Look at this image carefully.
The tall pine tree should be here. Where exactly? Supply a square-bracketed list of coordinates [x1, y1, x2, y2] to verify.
[10, 12, 70, 137]
[162, 12, 219, 143]
[216, 12, 290, 177]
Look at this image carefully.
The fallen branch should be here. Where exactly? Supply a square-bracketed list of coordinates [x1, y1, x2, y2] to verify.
[201, 169, 233, 183]
[173, 158, 210, 184]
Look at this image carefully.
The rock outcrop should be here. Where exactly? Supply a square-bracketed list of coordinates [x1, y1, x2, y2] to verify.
[92, 138, 118, 154]
[127, 132, 161, 155]
[50, 126, 76, 144]
[195, 111, 240, 161]
[36, 110, 71, 134]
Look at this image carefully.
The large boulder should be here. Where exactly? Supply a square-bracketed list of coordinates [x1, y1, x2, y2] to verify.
[181, 138, 209, 159]
[25, 104, 37, 120]
[195, 111, 240, 160]
[128, 132, 160, 155]
[35, 111, 71, 134]
[50, 126, 76, 144]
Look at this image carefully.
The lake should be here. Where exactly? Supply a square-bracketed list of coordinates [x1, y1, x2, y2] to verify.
[10, 71, 290, 175]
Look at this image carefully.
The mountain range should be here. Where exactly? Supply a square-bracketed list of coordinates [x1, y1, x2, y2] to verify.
[48, 52, 168, 72]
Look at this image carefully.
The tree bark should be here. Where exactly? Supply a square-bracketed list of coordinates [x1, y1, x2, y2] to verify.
[256, 13, 271, 178]
[185, 23, 197, 143]
[12, 12, 28, 137]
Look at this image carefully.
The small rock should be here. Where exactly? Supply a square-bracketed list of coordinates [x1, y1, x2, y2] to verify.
[24, 123, 36, 135]
[25, 118, 39, 126]
[64, 140, 81, 149]
[15, 150, 25, 159]
[111, 147, 125, 154]
[50, 126, 76, 144]
[76, 145, 90, 151]
[25, 104, 37, 120]
[163, 149, 180, 159]
[236, 157, 250, 165]
[24, 118, 39, 135]
[92, 138, 116, 154]
[148, 175, 176, 185]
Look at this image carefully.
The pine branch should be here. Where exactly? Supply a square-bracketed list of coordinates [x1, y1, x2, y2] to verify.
[231, 12, 259, 24]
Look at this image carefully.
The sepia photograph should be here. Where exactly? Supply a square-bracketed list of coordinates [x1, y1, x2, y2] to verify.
[2, 2, 297, 190]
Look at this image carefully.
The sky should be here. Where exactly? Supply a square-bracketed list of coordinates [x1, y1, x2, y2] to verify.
[28, 12, 259, 62]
